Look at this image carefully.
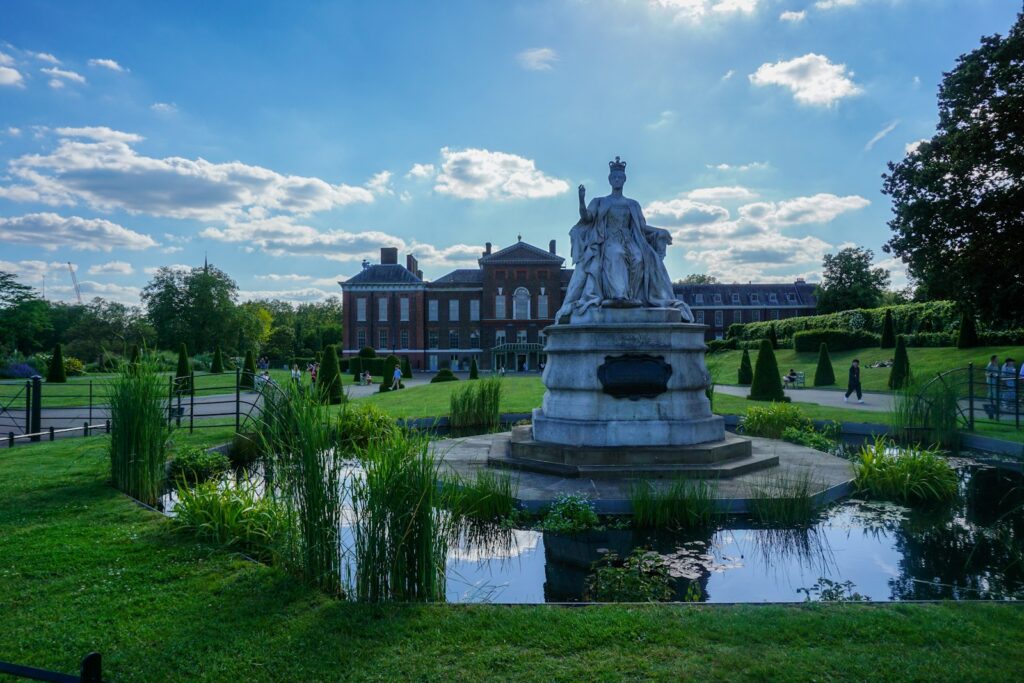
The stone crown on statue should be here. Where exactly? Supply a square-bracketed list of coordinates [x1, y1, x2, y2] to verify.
[608, 156, 627, 172]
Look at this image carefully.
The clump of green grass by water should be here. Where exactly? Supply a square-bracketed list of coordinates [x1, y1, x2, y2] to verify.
[747, 470, 819, 526]
[441, 467, 518, 523]
[449, 376, 502, 436]
[108, 355, 169, 506]
[630, 479, 717, 530]
[854, 437, 957, 505]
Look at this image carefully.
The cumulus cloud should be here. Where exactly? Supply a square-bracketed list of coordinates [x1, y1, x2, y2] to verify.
[0, 128, 375, 220]
[406, 163, 436, 179]
[652, 0, 759, 23]
[151, 102, 178, 113]
[687, 186, 756, 201]
[1, 54, 24, 87]
[5, 127, 21, 137]
[517, 48, 558, 71]
[685, 233, 832, 281]
[779, 10, 806, 22]
[0, 259, 65, 286]
[238, 287, 337, 304]
[34, 52, 60, 64]
[722, 69, 735, 80]
[749, 53, 862, 106]
[707, 161, 769, 172]
[254, 273, 312, 282]
[87, 260, 134, 275]
[865, 120, 900, 151]
[366, 171, 394, 196]
[88, 58, 126, 72]
[41, 66, 86, 84]
[434, 147, 569, 200]
[815, 0, 859, 8]
[645, 199, 730, 227]
[49, 280, 141, 304]
[739, 193, 869, 226]
[0, 213, 158, 251]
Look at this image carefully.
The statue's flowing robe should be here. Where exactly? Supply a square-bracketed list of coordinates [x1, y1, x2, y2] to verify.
[556, 195, 694, 322]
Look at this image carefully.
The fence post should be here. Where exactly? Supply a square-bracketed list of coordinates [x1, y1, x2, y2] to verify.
[7, 432, 12, 448]
[80, 652, 102, 683]
[235, 367, 241, 432]
[30, 375, 42, 442]
[167, 375, 174, 426]
[189, 370, 195, 434]
[1016, 376, 1020, 430]
[88, 380, 93, 427]
[24, 379, 31, 436]
[84, 421, 90, 437]
[49, 426, 54, 441]
[105, 419, 110, 434]
[967, 362, 974, 431]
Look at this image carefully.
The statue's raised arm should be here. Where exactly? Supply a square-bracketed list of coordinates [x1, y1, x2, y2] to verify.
[578, 184, 591, 223]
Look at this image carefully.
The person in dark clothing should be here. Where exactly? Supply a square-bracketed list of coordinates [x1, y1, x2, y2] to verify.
[844, 359, 864, 403]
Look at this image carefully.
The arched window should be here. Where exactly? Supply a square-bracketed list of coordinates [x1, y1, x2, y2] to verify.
[513, 287, 530, 320]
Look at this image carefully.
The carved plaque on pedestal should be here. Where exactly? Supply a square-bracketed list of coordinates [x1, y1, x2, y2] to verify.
[597, 354, 672, 400]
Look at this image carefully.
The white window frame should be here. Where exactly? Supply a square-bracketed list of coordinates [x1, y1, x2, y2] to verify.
[495, 330, 507, 346]
[495, 294, 506, 319]
[428, 299, 438, 322]
[695, 310, 704, 324]
[400, 297, 410, 322]
[400, 329, 409, 349]
[378, 297, 388, 322]
[513, 287, 530, 321]
[694, 293, 704, 304]
[356, 298, 367, 322]
[449, 299, 459, 322]
[538, 293, 549, 319]
[356, 328, 366, 348]
[714, 310, 723, 328]
[470, 299, 480, 321]
[378, 328, 388, 349]
[516, 329, 528, 343]
[449, 330, 459, 349]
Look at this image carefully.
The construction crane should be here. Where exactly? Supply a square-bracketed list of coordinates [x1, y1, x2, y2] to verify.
[67, 262, 82, 304]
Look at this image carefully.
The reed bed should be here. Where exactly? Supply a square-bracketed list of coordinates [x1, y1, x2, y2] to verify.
[890, 376, 961, 451]
[449, 376, 503, 436]
[746, 470, 819, 526]
[108, 356, 169, 506]
[440, 468, 518, 523]
[854, 437, 957, 504]
[630, 479, 717, 530]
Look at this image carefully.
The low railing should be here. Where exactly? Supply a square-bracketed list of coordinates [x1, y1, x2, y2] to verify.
[913, 363, 1021, 432]
[0, 652, 103, 682]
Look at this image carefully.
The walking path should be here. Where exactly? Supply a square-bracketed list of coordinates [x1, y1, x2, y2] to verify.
[715, 384, 894, 413]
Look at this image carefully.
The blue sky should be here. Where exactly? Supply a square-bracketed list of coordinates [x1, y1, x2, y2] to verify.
[1, 0, 1019, 305]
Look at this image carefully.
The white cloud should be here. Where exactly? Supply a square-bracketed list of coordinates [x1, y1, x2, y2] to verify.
[48, 79, 64, 89]
[875, 256, 908, 288]
[707, 161, 769, 172]
[0, 213, 158, 251]
[41, 66, 86, 84]
[309, 274, 349, 287]
[53, 280, 141, 304]
[151, 102, 178, 113]
[749, 53, 862, 107]
[5, 127, 21, 137]
[905, 139, 928, 155]
[739, 193, 869, 226]
[0, 259, 65, 286]
[144, 264, 191, 275]
[645, 199, 730, 226]
[366, 170, 394, 196]
[652, 0, 759, 23]
[0, 65, 24, 87]
[684, 233, 832, 282]
[161, 246, 184, 254]
[34, 52, 60, 64]
[0, 52, 15, 66]
[88, 58, 126, 72]
[779, 10, 806, 22]
[687, 186, 756, 201]
[647, 110, 676, 130]
[517, 48, 558, 71]
[254, 273, 312, 282]
[0, 129, 375, 220]
[407, 163, 436, 179]
[815, 0, 859, 9]
[434, 147, 569, 200]
[722, 69, 736, 81]
[87, 260, 134, 275]
[865, 120, 900, 151]
[238, 287, 336, 304]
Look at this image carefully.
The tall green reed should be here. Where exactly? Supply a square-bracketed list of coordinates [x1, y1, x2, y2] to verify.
[746, 470, 819, 526]
[449, 376, 503, 436]
[854, 437, 957, 505]
[108, 355, 169, 506]
[890, 376, 961, 451]
[352, 429, 451, 602]
[440, 468, 518, 523]
[630, 478, 717, 530]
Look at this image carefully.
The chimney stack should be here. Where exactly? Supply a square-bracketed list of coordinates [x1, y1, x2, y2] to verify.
[484, 242, 492, 256]
[406, 254, 419, 274]
[380, 247, 398, 265]
[549, 239, 557, 255]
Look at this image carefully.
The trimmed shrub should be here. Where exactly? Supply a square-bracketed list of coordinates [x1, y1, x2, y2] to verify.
[318, 345, 344, 404]
[401, 356, 413, 379]
[728, 300, 958, 342]
[378, 355, 402, 393]
[430, 368, 458, 383]
[978, 328, 1024, 345]
[737, 349, 753, 386]
[705, 338, 736, 352]
[748, 339, 788, 402]
[813, 343, 836, 386]
[46, 344, 67, 383]
[175, 343, 192, 394]
[880, 309, 895, 349]
[211, 345, 225, 374]
[63, 356, 85, 376]
[469, 357, 479, 380]
[903, 332, 956, 347]
[241, 349, 257, 389]
[793, 329, 881, 352]
[766, 324, 778, 350]
[349, 357, 363, 381]
[358, 346, 377, 359]
[888, 335, 911, 390]
[956, 312, 978, 349]
[741, 402, 811, 439]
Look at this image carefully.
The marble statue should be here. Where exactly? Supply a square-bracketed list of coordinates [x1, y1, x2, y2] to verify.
[555, 157, 694, 323]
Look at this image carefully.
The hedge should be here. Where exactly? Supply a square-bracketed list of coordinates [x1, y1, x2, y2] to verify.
[978, 329, 1024, 346]
[727, 301, 958, 342]
[793, 329, 881, 352]
[430, 368, 459, 383]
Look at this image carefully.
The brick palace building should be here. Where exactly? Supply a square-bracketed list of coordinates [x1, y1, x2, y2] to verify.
[340, 239, 817, 372]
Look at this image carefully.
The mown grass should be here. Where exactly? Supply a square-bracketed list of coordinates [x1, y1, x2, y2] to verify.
[5, 435, 1024, 679]
[355, 375, 544, 418]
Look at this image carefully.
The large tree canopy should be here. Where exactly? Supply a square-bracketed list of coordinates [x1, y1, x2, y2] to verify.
[815, 247, 891, 314]
[882, 11, 1024, 326]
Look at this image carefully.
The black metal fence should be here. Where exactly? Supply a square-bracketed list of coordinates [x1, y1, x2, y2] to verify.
[915, 363, 1021, 433]
[1, 369, 266, 448]
[0, 652, 103, 682]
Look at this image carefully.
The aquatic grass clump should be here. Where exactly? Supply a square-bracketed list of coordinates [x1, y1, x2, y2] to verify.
[781, 426, 839, 453]
[108, 355, 169, 506]
[891, 376, 961, 451]
[746, 470, 819, 526]
[173, 476, 288, 564]
[630, 479, 717, 530]
[538, 493, 601, 534]
[264, 382, 347, 597]
[352, 430, 451, 602]
[449, 376, 502, 436]
[336, 402, 398, 457]
[167, 446, 230, 484]
[441, 468, 518, 523]
[741, 402, 811, 440]
[854, 437, 957, 505]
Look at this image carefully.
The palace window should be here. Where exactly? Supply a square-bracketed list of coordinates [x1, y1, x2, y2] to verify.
[694, 293, 704, 304]
[771, 309, 780, 320]
[400, 297, 410, 321]
[695, 310, 704, 324]
[750, 293, 760, 304]
[428, 299, 438, 322]
[714, 311, 723, 328]
[751, 310, 761, 322]
[713, 294, 722, 304]
[495, 294, 506, 319]
[428, 330, 439, 349]
[449, 330, 460, 349]
[470, 299, 480, 321]
[356, 328, 366, 348]
[733, 310, 743, 323]
[517, 330, 528, 343]
[356, 298, 367, 322]
[768, 293, 778, 304]
[378, 329, 388, 349]
[537, 292, 549, 319]
[400, 329, 409, 349]
[513, 287, 530, 320]
[378, 298, 388, 322]
[449, 299, 459, 322]
[731, 293, 740, 304]
[469, 329, 480, 348]
[495, 330, 506, 346]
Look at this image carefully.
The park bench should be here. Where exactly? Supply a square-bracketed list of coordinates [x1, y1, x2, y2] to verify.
[783, 371, 805, 389]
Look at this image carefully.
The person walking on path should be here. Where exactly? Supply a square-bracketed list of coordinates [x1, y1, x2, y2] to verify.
[290, 364, 302, 386]
[1002, 358, 1018, 412]
[844, 359, 864, 404]
[391, 364, 402, 391]
[986, 355, 1001, 416]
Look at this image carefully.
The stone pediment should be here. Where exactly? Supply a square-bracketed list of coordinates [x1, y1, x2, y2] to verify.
[480, 241, 564, 266]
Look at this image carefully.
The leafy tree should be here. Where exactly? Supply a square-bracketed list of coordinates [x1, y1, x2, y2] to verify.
[64, 298, 151, 363]
[888, 336, 912, 390]
[185, 263, 239, 353]
[0, 271, 34, 308]
[676, 274, 719, 285]
[956, 312, 978, 349]
[882, 11, 1024, 326]
[211, 345, 225, 373]
[241, 349, 257, 389]
[141, 266, 189, 350]
[748, 340, 787, 402]
[235, 302, 273, 354]
[814, 343, 836, 387]
[815, 247, 891, 314]
[358, 346, 377, 359]
[47, 343, 67, 383]
[175, 343, 192, 394]
[880, 309, 896, 349]
[318, 345, 344, 404]
[469, 357, 479, 379]
[264, 326, 296, 363]
[737, 349, 753, 385]
[401, 356, 412, 379]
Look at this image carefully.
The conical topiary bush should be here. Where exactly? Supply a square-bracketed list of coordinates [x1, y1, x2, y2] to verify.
[814, 342, 836, 386]
[401, 356, 412, 379]
[748, 339, 788, 402]
[880, 309, 895, 349]
[766, 324, 778, 350]
[318, 345, 344, 404]
[956, 311, 978, 349]
[737, 349, 753, 386]
[175, 343, 192, 394]
[349, 357, 363, 381]
[241, 349, 257, 389]
[211, 345, 225, 373]
[379, 354, 401, 393]
[47, 343, 67, 383]
[469, 357, 479, 380]
[888, 335, 911, 390]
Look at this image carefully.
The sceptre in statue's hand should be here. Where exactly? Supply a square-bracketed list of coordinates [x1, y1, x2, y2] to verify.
[578, 184, 590, 222]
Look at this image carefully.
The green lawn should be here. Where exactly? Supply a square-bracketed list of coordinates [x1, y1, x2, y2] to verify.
[707, 345, 1024, 392]
[3, 434, 1024, 681]
[354, 375, 545, 418]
